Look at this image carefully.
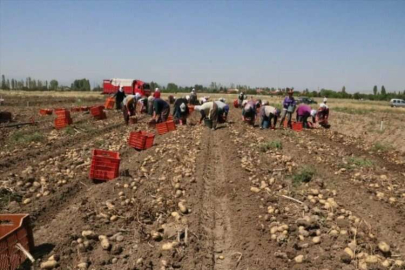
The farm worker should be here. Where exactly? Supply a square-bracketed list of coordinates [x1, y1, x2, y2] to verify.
[238, 92, 246, 106]
[195, 101, 219, 130]
[260, 101, 280, 129]
[199, 96, 210, 104]
[173, 97, 189, 123]
[147, 96, 154, 116]
[296, 104, 312, 128]
[218, 97, 226, 103]
[214, 100, 229, 123]
[190, 89, 198, 105]
[153, 88, 161, 99]
[307, 109, 318, 128]
[317, 101, 330, 127]
[122, 93, 141, 125]
[242, 100, 257, 125]
[113, 86, 126, 110]
[152, 98, 170, 123]
[279, 89, 296, 128]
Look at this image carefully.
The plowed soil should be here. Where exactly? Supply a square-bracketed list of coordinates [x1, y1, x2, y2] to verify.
[1, 94, 404, 270]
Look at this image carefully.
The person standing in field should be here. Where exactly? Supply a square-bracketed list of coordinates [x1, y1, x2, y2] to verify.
[279, 89, 296, 128]
[260, 101, 280, 129]
[153, 88, 161, 99]
[113, 86, 126, 110]
[122, 93, 141, 125]
[152, 97, 170, 123]
[195, 101, 219, 130]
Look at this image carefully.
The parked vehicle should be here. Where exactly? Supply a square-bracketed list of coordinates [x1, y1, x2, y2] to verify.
[390, 99, 405, 107]
[103, 79, 151, 96]
[297, 97, 317, 104]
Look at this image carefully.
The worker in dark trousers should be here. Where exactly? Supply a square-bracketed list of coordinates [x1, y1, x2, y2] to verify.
[122, 94, 141, 125]
[173, 97, 189, 124]
[114, 87, 126, 110]
[152, 98, 170, 123]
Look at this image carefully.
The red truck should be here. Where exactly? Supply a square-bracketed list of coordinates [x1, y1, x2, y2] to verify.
[103, 79, 151, 97]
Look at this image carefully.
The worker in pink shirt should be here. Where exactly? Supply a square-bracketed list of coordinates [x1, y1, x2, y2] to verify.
[296, 104, 315, 128]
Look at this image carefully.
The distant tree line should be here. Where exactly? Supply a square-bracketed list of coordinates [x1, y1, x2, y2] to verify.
[1, 75, 404, 100]
[0, 75, 98, 91]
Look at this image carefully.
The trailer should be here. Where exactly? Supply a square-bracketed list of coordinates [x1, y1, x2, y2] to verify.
[103, 79, 151, 97]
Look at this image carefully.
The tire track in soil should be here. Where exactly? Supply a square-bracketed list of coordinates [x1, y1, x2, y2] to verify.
[211, 133, 234, 270]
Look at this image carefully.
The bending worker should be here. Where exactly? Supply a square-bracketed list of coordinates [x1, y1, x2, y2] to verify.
[242, 99, 257, 125]
[152, 97, 170, 123]
[173, 97, 189, 124]
[215, 100, 229, 123]
[195, 101, 218, 130]
[122, 93, 141, 125]
[296, 104, 314, 128]
[260, 101, 280, 129]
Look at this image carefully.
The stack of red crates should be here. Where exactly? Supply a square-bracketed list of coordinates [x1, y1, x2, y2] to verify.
[156, 122, 169, 135]
[90, 105, 106, 120]
[104, 97, 115, 110]
[155, 119, 176, 135]
[89, 149, 120, 181]
[128, 131, 155, 150]
[54, 108, 72, 129]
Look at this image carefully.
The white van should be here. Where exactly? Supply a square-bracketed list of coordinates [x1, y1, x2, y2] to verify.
[390, 99, 405, 107]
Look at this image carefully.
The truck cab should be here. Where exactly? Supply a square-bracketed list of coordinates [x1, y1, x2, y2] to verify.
[103, 79, 151, 97]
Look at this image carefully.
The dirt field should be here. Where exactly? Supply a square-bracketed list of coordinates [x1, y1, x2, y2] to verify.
[1, 91, 405, 270]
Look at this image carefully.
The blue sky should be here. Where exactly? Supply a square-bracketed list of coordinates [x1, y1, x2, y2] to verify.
[0, 0, 404, 92]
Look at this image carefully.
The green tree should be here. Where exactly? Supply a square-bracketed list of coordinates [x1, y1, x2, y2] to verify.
[45, 80, 48, 90]
[49, 80, 59, 90]
[11, 79, 15, 89]
[381, 85, 386, 96]
[149, 81, 160, 90]
[373, 85, 377, 95]
[342, 86, 346, 93]
[1, 75, 6, 89]
[166, 83, 178, 92]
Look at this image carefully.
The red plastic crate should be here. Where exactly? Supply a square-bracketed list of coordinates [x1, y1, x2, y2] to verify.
[104, 97, 115, 110]
[90, 106, 104, 117]
[71, 107, 81, 112]
[89, 149, 120, 181]
[167, 115, 173, 121]
[156, 122, 168, 135]
[54, 117, 72, 129]
[55, 110, 70, 120]
[128, 131, 147, 150]
[94, 111, 107, 120]
[166, 120, 176, 131]
[188, 105, 195, 113]
[292, 122, 303, 132]
[0, 214, 34, 270]
[39, 109, 52, 116]
[141, 131, 155, 149]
